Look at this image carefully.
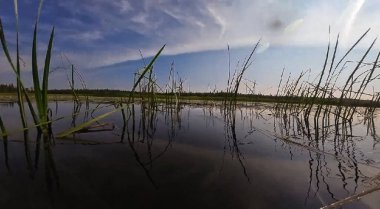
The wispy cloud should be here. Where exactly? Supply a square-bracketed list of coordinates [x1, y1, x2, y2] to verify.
[0, 0, 379, 72]
[284, 19, 304, 34]
[341, 0, 366, 46]
[67, 30, 104, 42]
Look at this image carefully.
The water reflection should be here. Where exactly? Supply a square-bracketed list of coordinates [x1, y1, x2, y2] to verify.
[121, 102, 175, 188]
[365, 116, 379, 149]
[222, 103, 251, 183]
[0, 101, 15, 108]
[271, 102, 380, 207]
[0, 116, 9, 170]
[0, 101, 379, 208]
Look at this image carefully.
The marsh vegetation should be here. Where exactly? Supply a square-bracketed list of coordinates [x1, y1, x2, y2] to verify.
[0, 1, 380, 209]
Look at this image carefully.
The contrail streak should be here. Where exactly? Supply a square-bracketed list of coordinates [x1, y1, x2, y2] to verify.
[342, 0, 366, 46]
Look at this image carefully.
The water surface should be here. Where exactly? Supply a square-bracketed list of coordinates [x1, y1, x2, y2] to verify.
[0, 101, 379, 209]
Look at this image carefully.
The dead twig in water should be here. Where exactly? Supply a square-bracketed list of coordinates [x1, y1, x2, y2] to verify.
[320, 185, 380, 209]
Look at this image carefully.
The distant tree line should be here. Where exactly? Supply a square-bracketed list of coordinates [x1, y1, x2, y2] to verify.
[0, 83, 33, 92]
[0, 83, 17, 92]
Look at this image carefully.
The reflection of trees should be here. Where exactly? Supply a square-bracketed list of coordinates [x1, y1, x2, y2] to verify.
[0, 102, 15, 108]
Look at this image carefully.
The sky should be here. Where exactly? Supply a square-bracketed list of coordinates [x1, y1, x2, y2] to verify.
[0, 0, 380, 93]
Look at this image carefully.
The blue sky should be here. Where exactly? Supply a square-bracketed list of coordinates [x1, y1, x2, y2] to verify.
[0, 0, 379, 93]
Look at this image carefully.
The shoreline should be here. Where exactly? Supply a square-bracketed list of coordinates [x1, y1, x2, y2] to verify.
[0, 92, 379, 108]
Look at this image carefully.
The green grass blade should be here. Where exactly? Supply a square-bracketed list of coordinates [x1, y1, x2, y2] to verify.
[24, 90, 40, 126]
[58, 45, 165, 138]
[56, 107, 121, 138]
[234, 40, 260, 96]
[339, 37, 377, 101]
[131, 44, 165, 92]
[335, 28, 370, 69]
[42, 27, 55, 116]
[0, 21, 39, 126]
[0, 19, 17, 72]
[0, 5, 47, 130]
[32, 23, 43, 115]
[312, 29, 330, 99]
[0, 115, 65, 138]
[1, 13, 28, 129]
[16, 23, 28, 129]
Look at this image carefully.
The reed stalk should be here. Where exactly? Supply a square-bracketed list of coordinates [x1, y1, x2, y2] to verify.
[0, 0, 54, 134]
[57, 45, 165, 138]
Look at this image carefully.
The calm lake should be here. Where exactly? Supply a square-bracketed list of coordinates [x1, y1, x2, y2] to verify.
[0, 101, 379, 209]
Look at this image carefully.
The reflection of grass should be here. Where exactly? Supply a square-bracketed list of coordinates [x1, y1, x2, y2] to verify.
[0, 115, 9, 169]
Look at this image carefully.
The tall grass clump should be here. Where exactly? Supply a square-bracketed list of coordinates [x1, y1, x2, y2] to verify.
[0, 0, 114, 141]
[165, 62, 185, 107]
[0, 0, 54, 134]
[0, 0, 56, 178]
[31, 19, 55, 133]
[225, 40, 260, 106]
[0, 5, 28, 131]
[271, 28, 380, 139]
[57, 45, 166, 138]
[0, 3, 39, 175]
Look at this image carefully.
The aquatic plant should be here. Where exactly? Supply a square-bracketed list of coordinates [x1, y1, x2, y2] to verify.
[225, 40, 260, 106]
[57, 45, 165, 138]
[0, 0, 54, 134]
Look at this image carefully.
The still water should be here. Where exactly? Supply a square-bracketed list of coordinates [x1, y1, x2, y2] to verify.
[0, 101, 379, 209]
